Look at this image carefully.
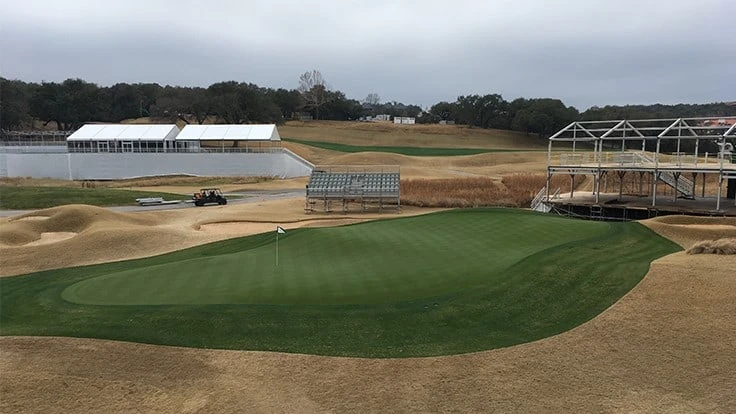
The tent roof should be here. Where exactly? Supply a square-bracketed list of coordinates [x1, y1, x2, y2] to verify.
[176, 124, 281, 141]
[67, 124, 180, 141]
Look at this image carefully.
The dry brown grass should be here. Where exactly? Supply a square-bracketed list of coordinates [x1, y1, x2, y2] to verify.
[687, 238, 736, 255]
[280, 120, 546, 149]
[399, 174, 574, 208]
[641, 216, 736, 248]
[501, 173, 572, 206]
[401, 177, 506, 208]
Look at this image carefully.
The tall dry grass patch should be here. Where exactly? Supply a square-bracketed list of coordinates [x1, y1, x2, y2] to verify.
[501, 174, 571, 206]
[400, 174, 572, 208]
[686, 238, 736, 255]
[401, 177, 505, 208]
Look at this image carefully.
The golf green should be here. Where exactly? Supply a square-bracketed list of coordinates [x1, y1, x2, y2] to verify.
[0, 208, 681, 357]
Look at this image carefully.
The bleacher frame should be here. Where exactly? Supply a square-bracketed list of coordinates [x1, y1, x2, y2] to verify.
[305, 165, 401, 213]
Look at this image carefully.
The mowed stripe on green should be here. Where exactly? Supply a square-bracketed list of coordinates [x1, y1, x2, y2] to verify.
[61, 209, 610, 306]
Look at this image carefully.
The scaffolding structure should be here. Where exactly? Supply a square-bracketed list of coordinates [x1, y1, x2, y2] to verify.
[540, 117, 736, 218]
[305, 165, 400, 213]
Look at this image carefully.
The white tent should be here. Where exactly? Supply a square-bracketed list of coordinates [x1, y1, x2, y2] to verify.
[176, 124, 281, 141]
[67, 124, 180, 142]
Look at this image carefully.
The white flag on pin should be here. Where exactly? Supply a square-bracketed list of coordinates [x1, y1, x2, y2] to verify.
[276, 226, 286, 234]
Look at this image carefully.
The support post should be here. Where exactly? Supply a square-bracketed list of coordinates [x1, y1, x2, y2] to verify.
[570, 174, 575, 198]
[618, 171, 626, 199]
[673, 172, 680, 203]
[702, 173, 706, 198]
[691, 172, 697, 199]
[652, 171, 658, 207]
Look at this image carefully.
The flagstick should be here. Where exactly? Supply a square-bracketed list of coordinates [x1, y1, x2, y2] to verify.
[276, 231, 279, 267]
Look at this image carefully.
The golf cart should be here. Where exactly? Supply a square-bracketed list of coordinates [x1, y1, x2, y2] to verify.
[193, 188, 227, 206]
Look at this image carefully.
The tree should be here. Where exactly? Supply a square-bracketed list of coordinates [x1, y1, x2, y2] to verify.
[269, 88, 303, 119]
[429, 101, 457, 121]
[106, 83, 142, 121]
[29, 79, 105, 130]
[297, 70, 331, 120]
[207, 81, 245, 124]
[321, 91, 362, 120]
[0, 78, 31, 130]
[455, 94, 507, 129]
[511, 98, 579, 138]
[364, 93, 381, 106]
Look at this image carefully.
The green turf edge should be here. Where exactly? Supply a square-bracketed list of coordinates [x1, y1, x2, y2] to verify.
[282, 137, 541, 156]
[0, 209, 682, 358]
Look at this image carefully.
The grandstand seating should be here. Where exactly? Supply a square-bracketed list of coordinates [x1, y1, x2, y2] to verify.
[306, 167, 400, 212]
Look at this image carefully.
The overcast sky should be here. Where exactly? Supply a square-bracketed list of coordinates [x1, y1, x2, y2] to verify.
[1, 0, 734, 110]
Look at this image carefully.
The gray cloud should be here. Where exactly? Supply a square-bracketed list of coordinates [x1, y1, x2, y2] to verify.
[2, 0, 734, 110]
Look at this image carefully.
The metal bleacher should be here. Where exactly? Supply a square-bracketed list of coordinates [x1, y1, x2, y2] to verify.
[305, 165, 401, 213]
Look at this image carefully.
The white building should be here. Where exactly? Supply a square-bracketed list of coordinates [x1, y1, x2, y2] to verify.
[393, 117, 416, 125]
[175, 124, 281, 152]
[66, 124, 180, 153]
[1, 123, 312, 180]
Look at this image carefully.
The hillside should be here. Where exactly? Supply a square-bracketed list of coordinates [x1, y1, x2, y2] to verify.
[279, 120, 547, 149]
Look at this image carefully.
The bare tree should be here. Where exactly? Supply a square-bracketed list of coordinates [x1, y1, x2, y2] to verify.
[298, 69, 331, 120]
[364, 93, 381, 106]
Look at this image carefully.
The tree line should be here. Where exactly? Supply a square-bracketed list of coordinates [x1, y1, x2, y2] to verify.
[2, 72, 735, 138]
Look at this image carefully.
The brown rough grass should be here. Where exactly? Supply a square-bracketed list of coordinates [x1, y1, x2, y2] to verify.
[641, 216, 736, 249]
[280, 120, 548, 149]
[687, 238, 736, 255]
[401, 177, 506, 208]
[399, 174, 573, 208]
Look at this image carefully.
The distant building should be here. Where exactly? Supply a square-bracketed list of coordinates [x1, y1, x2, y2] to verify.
[373, 114, 392, 122]
[393, 117, 416, 125]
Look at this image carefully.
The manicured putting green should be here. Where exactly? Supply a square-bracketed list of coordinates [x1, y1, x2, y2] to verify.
[62, 210, 609, 306]
[0, 208, 681, 357]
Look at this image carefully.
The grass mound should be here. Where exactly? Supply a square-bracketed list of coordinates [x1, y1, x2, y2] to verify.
[0, 209, 681, 357]
[687, 238, 736, 255]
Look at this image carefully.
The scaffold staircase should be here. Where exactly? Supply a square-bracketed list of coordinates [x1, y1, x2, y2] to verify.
[634, 152, 694, 199]
[531, 187, 560, 212]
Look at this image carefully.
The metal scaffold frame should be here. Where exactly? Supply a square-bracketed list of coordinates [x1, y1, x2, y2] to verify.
[541, 117, 736, 217]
